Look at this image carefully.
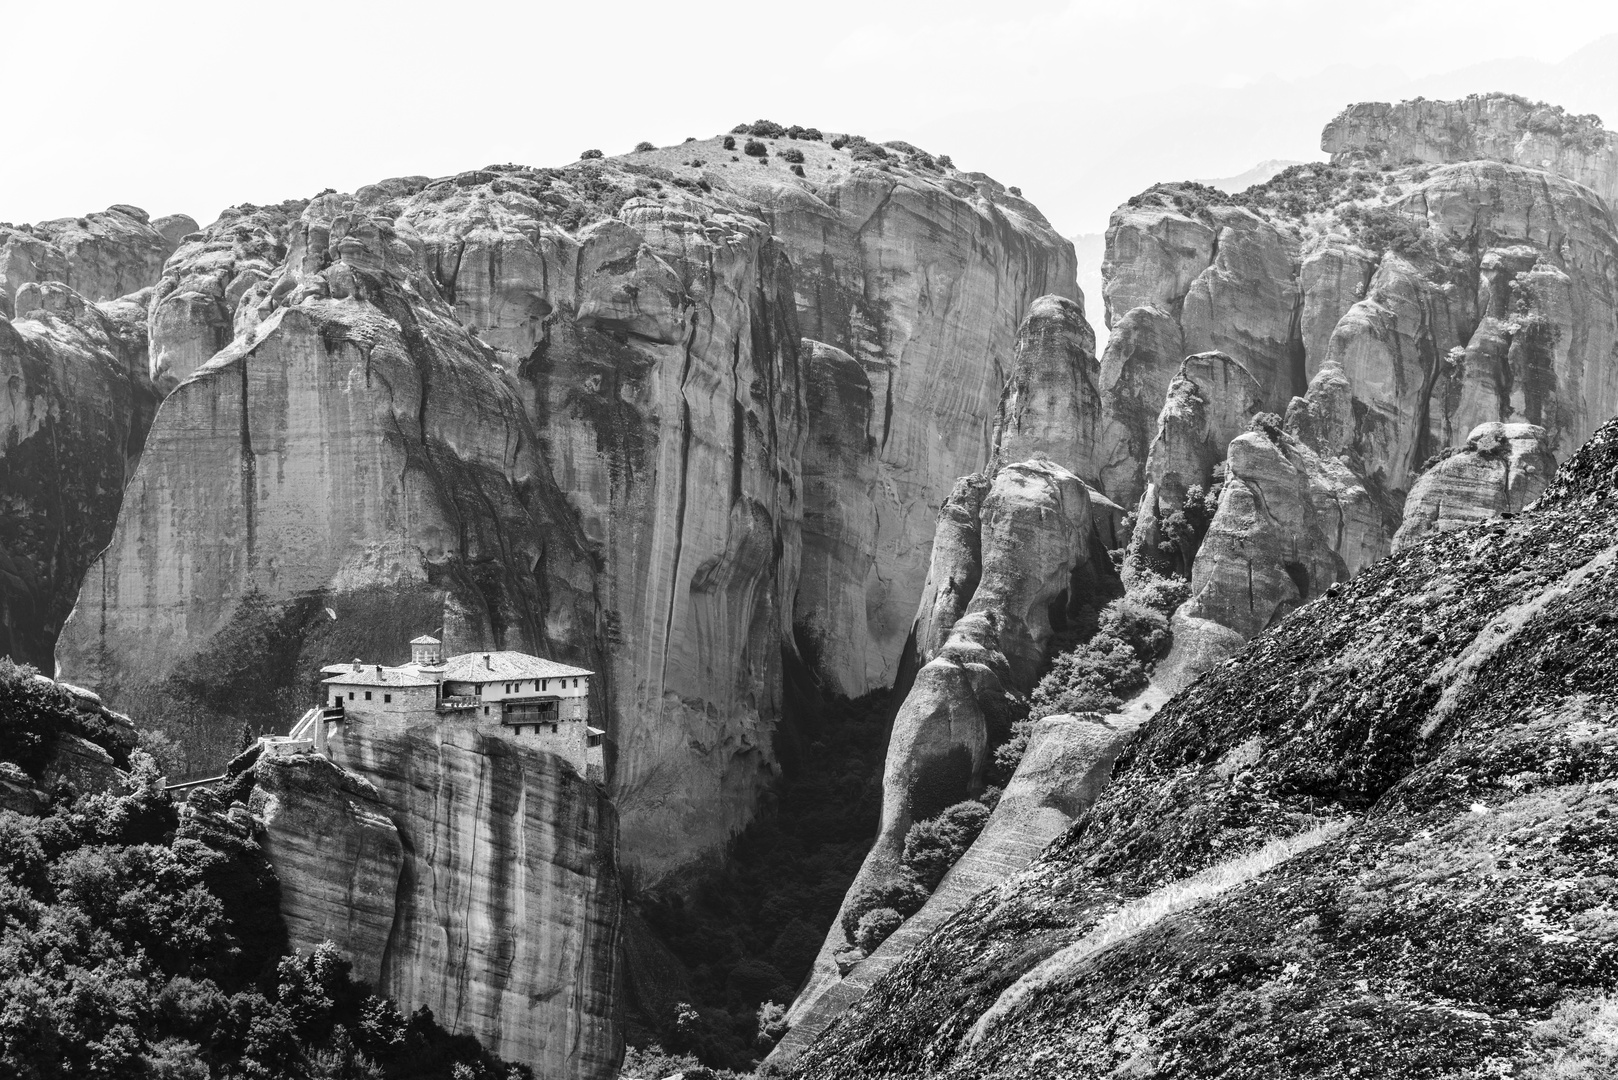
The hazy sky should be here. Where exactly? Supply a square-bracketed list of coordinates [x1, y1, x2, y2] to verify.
[4, 0, 1616, 243]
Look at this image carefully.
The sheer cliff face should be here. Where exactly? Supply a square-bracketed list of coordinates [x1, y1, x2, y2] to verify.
[57, 191, 604, 772]
[1322, 94, 1618, 208]
[786, 413, 1618, 1080]
[0, 283, 159, 667]
[394, 169, 807, 882]
[0, 205, 184, 666]
[254, 723, 622, 1080]
[781, 297, 1119, 1054]
[55, 144, 1074, 882]
[716, 150, 1080, 699]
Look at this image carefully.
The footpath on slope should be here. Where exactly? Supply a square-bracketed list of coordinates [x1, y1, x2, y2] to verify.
[768, 682, 1172, 1066]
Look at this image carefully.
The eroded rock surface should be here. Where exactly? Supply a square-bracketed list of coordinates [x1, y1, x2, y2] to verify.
[0, 283, 159, 666]
[785, 411, 1618, 1080]
[1323, 93, 1617, 207]
[0, 204, 190, 318]
[255, 719, 622, 1079]
[1393, 422, 1555, 550]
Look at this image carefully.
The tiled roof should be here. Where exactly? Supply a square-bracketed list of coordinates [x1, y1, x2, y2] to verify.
[410, 635, 441, 645]
[322, 665, 441, 687]
[441, 651, 593, 681]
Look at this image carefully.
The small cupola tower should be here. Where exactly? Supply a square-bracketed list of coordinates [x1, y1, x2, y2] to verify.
[411, 635, 443, 666]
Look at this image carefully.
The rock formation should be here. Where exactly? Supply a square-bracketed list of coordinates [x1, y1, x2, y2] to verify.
[1392, 421, 1555, 549]
[57, 193, 606, 775]
[254, 719, 622, 1079]
[1323, 93, 1617, 207]
[1095, 101, 1618, 677]
[785, 396, 1618, 1080]
[0, 281, 160, 667]
[55, 137, 1072, 887]
[0, 204, 192, 318]
[776, 293, 1121, 1059]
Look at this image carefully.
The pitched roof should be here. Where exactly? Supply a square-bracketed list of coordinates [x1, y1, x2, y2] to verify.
[410, 635, 441, 645]
[441, 651, 593, 682]
[321, 664, 441, 687]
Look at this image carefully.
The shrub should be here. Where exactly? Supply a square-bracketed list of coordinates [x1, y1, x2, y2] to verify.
[730, 124, 750, 134]
[854, 908, 903, 952]
[1008, 186, 1022, 196]
[787, 126, 823, 141]
[841, 876, 928, 942]
[791, 165, 805, 178]
[755, 1001, 790, 1050]
[781, 147, 805, 164]
[744, 139, 768, 158]
[937, 154, 954, 168]
[634, 141, 655, 152]
[722, 135, 736, 151]
[579, 148, 603, 160]
[744, 119, 786, 138]
[830, 135, 849, 150]
[1098, 597, 1170, 662]
[902, 801, 991, 890]
[683, 136, 696, 143]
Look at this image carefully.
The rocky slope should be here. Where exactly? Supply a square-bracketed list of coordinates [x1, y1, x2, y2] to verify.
[253, 720, 622, 1079]
[54, 132, 1074, 885]
[773, 295, 1124, 1060]
[785, 387, 1618, 1080]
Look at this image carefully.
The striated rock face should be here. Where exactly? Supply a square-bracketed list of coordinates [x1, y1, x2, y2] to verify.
[147, 202, 300, 392]
[0, 205, 192, 319]
[990, 295, 1100, 478]
[1393, 422, 1555, 550]
[57, 192, 605, 773]
[1323, 94, 1617, 207]
[0, 282, 159, 667]
[797, 339, 882, 691]
[717, 150, 1079, 699]
[394, 167, 806, 881]
[253, 753, 404, 987]
[58, 140, 1072, 882]
[255, 718, 622, 1079]
[785, 412, 1618, 1080]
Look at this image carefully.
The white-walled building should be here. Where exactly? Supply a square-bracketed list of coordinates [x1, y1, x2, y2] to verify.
[320, 637, 603, 780]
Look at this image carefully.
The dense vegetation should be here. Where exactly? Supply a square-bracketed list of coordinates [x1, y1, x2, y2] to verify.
[0, 661, 526, 1080]
[630, 688, 892, 1072]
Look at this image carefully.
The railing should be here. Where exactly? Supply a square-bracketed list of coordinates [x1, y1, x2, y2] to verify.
[163, 774, 227, 792]
[438, 695, 479, 710]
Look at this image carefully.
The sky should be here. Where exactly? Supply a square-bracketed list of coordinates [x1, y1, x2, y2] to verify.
[4, 1, 1616, 252]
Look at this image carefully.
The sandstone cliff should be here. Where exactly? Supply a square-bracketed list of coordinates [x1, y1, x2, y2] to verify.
[1098, 101, 1618, 674]
[0, 204, 193, 318]
[57, 191, 606, 774]
[0, 282, 159, 667]
[786, 388, 1618, 1080]
[776, 296, 1120, 1059]
[1323, 93, 1617, 207]
[1393, 421, 1555, 549]
[254, 719, 623, 1080]
[56, 135, 1074, 887]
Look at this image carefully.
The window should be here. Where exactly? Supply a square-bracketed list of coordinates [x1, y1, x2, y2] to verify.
[333, 693, 341, 705]
[484, 706, 490, 715]
[384, 694, 392, 704]
[365, 691, 372, 701]
[348, 692, 354, 701]
[550, 722, 558, 733]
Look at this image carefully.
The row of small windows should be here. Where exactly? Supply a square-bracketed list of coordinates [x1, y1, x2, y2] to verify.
[338, 691, 392, 704]
[494, 678, 582, 694]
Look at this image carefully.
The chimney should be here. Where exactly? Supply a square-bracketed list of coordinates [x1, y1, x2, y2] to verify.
[352, 658, 362, 673]
[483, 653, 492, 669]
